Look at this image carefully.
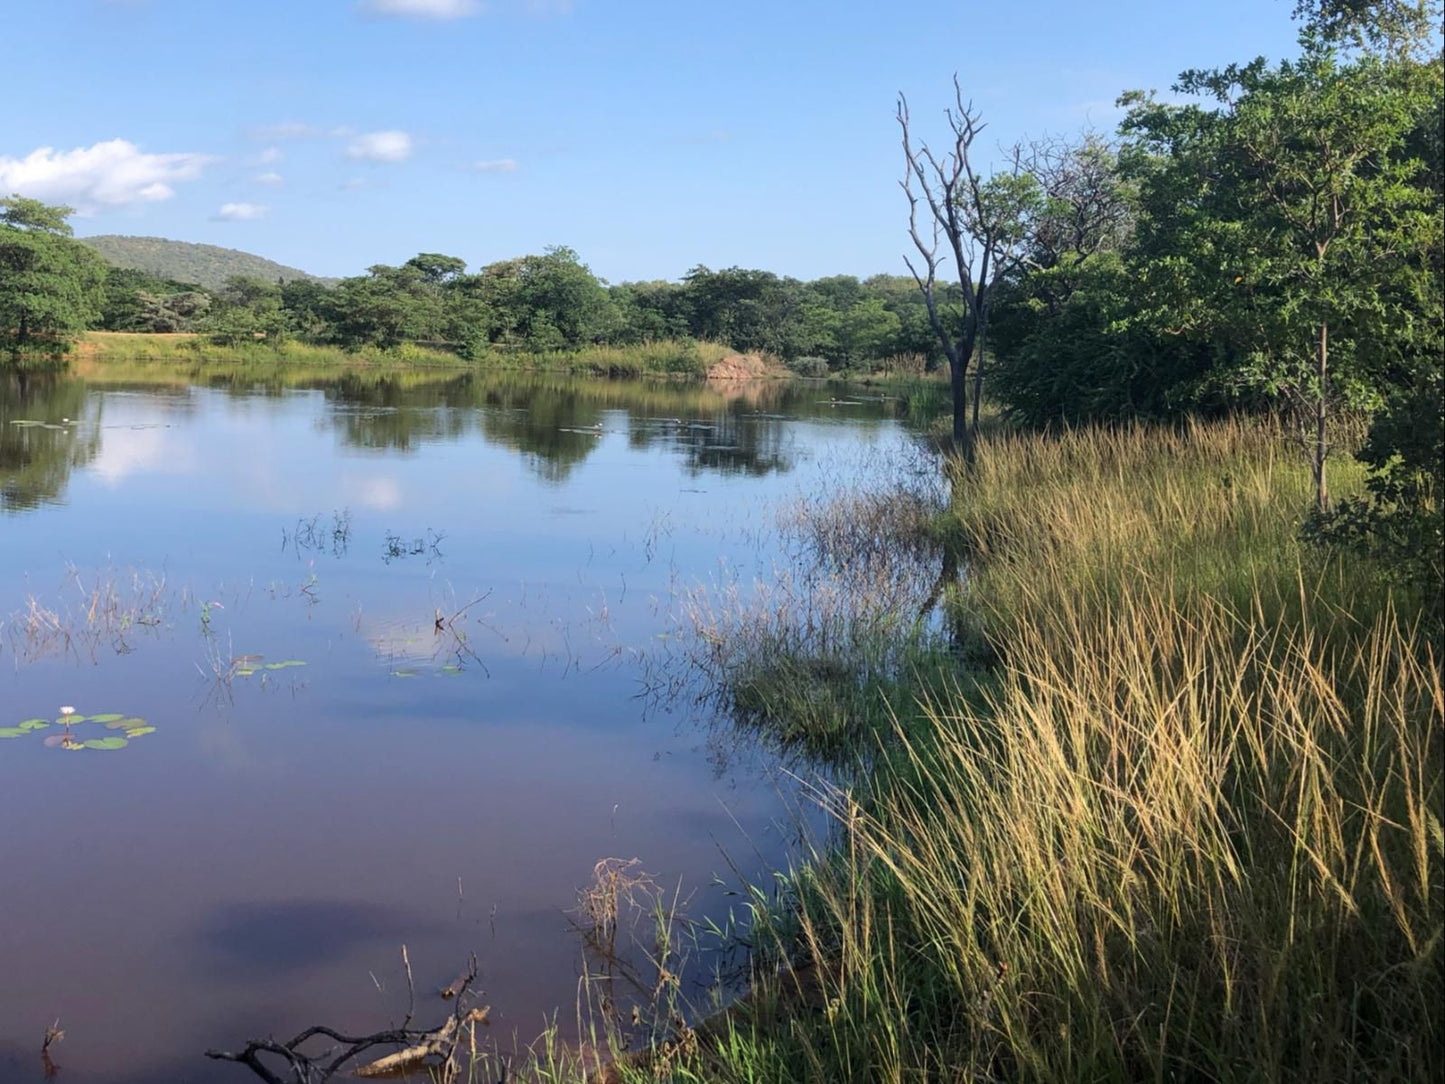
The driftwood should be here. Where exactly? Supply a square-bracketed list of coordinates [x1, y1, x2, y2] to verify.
[206, 954, 489, 1084]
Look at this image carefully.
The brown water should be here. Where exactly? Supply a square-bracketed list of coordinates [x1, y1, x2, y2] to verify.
[0, 368, 924, 1082]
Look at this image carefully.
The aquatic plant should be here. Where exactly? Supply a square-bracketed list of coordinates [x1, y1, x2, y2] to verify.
[1, 708, 157, 751]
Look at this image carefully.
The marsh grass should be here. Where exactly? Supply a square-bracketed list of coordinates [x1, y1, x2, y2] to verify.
[494, 340, 724, 378]
[678, 446, 953, 764]
[2, 564, 176, 663]
[80, 331, 468, 368]
[542, 416, 1441, 1083]
[76, 332, 732, 379]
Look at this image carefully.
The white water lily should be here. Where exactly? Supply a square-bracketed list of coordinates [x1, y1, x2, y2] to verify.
[59, 706, 75, 716]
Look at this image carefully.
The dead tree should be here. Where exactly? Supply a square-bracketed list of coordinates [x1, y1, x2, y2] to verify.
[1017, 131, 1134, 310]
[206, 954, 490, 1084]
[899, 79, 1032, 462]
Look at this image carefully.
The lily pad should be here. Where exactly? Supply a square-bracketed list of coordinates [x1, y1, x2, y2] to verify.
[235, 668, 258, 677]
[82, 737, 128, 751]
[2, 710, 156, 751]
[391, 668, 419, 678]
[264, 659, 307, 670]
[439, 664, 463, 676]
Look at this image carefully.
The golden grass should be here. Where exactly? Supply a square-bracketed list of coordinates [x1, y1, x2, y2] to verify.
[580, 416, 1443, 1083]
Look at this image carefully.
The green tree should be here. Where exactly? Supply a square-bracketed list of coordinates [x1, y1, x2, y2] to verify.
[0, 196, 106, 360]
[405, 252, 467, 285]
[1291, 0, 1443, 56]
[327, 263, 445, 349]
[834, 298, 902, 366]
[1122, 48, 1440, 508]
[206, 274, 289, 346]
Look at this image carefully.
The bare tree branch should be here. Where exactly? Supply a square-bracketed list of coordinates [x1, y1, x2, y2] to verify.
[206, 955, 489, 1084]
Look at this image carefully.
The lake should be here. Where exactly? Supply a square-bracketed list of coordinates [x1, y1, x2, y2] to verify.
[0, 368, 925, 1083]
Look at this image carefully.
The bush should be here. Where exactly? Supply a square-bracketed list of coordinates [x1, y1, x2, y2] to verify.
[786, 355, 830, 378]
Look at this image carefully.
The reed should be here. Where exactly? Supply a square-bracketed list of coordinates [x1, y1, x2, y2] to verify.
[582, 416, 1442, 1083]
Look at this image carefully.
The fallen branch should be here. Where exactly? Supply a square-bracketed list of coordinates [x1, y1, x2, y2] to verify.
[206, 954, 487, 1084]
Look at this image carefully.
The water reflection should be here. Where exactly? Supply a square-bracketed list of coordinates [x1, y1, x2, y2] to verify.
[0, 372, 101, 512]
[0, 366, 918, 1082]
[318, 374, 895, 482]
[2, 368, 911, 507]
[198, 899, 427, 977]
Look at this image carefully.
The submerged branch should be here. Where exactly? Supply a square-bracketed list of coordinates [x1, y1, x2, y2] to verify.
[206, 955, 488, 1084]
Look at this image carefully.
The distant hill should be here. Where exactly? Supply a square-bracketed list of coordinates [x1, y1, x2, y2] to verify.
[78, 235, 336, 291]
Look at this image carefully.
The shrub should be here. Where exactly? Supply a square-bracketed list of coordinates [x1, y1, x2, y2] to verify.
[786, 355, 830, 378]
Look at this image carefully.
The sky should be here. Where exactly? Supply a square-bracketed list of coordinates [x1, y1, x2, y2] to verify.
[2, 0, 1305, 283]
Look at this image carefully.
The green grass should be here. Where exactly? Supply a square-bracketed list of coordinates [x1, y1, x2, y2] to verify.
[531, 415, 1441, 1083]
[74, 332, 742, 379]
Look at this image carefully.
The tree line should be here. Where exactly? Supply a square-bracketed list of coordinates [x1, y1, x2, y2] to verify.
[898, 0, 1441, 601]
[0, 215, 951, 374]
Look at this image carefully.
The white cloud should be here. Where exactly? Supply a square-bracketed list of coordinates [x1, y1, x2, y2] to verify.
[92, 426, 196, 486]
[346, 130, 414, 163]
[213, 202, 269, 222]
[254, 172, 284, 186]
[472, 158, 518, 173]
[0, 139, 212, 210]
[339, 177, 369, 190]
[363, 0, 481, 18]
[255, 146, 283, 165]
[343, 474, 403, 511]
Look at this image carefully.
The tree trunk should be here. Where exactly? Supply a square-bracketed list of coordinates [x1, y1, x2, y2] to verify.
[1315, 320, 1329, 511]
[950, 352, 973, 463]
[972, 310, 989, 440]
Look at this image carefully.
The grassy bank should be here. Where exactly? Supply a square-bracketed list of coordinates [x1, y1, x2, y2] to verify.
[521, 417, 1441, 1083]
[74, 332, 747, 379]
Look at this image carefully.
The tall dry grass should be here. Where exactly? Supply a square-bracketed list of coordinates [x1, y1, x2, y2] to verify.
[622, 417, 1441, 1083]
[457, 418, 1440, 1083]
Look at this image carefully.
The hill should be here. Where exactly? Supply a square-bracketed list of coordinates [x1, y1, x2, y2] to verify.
[78, 235, 335, 291]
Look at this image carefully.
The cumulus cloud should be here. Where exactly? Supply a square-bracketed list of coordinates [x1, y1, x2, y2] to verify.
[254, 171, 284, 186]
[363, 0, 481, 18]
[0, 139, 212, 210]
[346, 130, 414, 163]
[472, 158, 518, 173]
[213, 202, 269, 222]
[255, 146, 284, 164]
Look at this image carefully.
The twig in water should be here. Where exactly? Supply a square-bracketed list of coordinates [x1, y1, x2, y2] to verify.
[207, 955, 487, 1084]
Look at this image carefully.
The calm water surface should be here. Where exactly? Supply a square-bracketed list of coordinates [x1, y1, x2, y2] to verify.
[0, 369, 916, 1082]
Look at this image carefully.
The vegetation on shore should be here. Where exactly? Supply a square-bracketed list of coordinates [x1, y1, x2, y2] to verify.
[514, 414, 1438, 1084]
[73, 331, 743, 379]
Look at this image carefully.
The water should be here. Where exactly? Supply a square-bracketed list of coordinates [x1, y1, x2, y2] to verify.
[0, 368, 918, 1082]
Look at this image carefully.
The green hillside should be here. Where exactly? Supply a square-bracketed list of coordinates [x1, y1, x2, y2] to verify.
[78, 235, 335, 291]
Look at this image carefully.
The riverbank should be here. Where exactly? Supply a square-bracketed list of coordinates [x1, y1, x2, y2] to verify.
[511, 415, 1442, 1083]
[72, 331, 785, 381]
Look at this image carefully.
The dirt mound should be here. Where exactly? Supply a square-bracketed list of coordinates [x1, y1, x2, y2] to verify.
[705, 351, 779, 381]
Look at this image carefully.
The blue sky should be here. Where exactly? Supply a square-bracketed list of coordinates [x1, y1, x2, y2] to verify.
[2, 0, 1304, 282]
